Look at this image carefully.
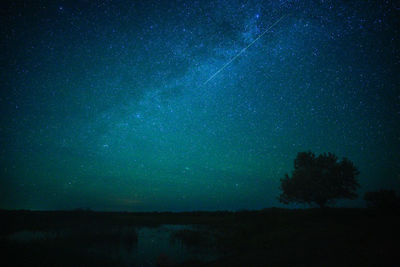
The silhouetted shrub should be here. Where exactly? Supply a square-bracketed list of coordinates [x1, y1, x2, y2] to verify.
[364, 189, 400, 210]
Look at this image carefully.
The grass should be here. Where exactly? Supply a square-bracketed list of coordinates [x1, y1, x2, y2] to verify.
[2, 220, 138, 267]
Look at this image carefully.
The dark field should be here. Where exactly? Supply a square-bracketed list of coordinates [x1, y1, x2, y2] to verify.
[1, 208, 399, 266]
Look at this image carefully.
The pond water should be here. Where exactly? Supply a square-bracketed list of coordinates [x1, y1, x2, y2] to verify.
[7, 225, 219, 266]
[113, 225, 218, 266]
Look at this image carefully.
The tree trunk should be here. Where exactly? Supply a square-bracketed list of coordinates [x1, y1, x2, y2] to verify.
[317, 199, 327, 208]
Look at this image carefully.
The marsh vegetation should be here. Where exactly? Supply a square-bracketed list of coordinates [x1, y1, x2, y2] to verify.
[2, 208, 399, 266]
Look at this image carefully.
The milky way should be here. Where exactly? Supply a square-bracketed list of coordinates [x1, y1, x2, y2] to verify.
[1, 0, 399, 211]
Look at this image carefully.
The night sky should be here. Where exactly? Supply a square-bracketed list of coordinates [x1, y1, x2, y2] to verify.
[1, 0, 399, 211]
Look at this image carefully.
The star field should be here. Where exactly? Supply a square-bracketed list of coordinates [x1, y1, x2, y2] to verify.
[1, 0, 399, 211]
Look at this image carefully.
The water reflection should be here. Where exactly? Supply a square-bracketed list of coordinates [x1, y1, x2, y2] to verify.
[104, 225, 218, 266]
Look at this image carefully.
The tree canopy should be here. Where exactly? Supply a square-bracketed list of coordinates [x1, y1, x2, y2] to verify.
[279, 151, 360, 208]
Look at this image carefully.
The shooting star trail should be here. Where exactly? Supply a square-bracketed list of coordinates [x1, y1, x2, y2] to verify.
[203, 14, 288, 85]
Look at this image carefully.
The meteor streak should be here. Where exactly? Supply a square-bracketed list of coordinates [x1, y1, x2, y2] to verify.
[203, 14, 288, 85]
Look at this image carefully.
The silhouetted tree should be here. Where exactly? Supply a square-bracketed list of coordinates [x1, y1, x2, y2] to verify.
[279, 151, 360, 208]
[364, 189, 399, 210]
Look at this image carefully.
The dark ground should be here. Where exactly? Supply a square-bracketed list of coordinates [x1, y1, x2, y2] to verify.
[1, 208, 399, 266]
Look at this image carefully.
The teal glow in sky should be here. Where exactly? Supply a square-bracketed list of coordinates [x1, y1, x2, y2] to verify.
[1, 0, 399, 211]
